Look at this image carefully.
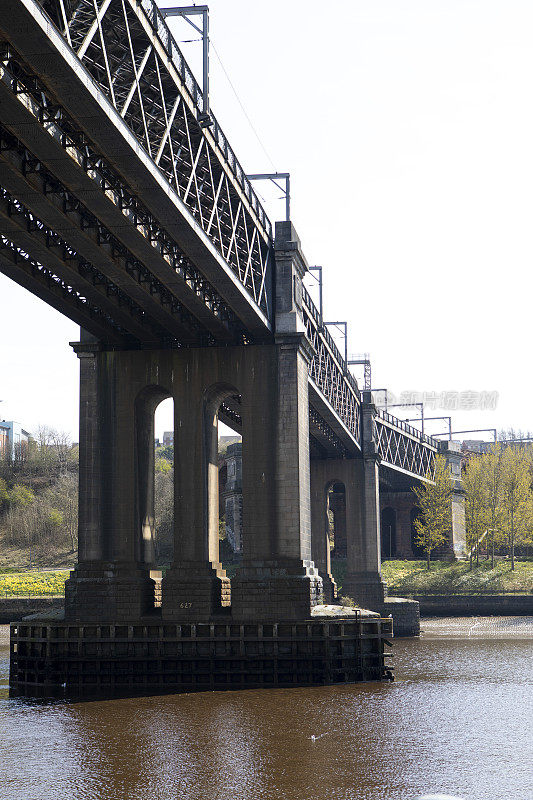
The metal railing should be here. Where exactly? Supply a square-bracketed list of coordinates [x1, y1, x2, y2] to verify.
[302, 286, 361, 444]
[114, 0, 272, 238]
[378, 409, 438, 446]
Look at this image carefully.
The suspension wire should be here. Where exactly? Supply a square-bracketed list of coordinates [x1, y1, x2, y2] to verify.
[210, 39, 277, 173]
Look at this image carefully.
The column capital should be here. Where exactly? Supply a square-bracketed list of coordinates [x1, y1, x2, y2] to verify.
[274, 330, 316, 365]
[274, 220, 309, 279]
[70, 340, 102, 358]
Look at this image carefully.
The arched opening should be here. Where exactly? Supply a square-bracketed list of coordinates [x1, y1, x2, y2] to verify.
[153, 397, 175, 567]
[204, 383, 242, 580]
[135, 387, 173, 609]
[410, 507, 424, 558]
[381, 506, 397, 560]
[326, 481, 346, 558]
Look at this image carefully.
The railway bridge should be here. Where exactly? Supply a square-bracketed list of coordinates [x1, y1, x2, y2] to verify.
[0, 0, 445, 632]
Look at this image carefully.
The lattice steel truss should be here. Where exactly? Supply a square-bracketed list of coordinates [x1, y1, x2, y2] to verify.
[375, 411, 437, 481]
[308, 405, 348, 458]
[0, 46, 255, 343]
[302, 287, 361, 445]
[33, 0, 272, 319]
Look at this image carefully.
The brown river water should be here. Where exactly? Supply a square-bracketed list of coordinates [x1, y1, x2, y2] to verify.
[0, 617, 531, 800]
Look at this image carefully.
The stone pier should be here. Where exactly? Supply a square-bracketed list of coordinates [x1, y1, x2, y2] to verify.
[9, 222, 394, 697]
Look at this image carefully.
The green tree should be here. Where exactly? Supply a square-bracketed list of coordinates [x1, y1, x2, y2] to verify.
[481, 444, 505, 567]
[412, 454, 453, 569]
[500, 447, 532, 570]
[8, 484, 34, 508]
[0, 478, 9, 509]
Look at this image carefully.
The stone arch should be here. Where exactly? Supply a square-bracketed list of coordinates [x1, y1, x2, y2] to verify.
[134, 384, 172, 567]
[203, 382, 242, 568]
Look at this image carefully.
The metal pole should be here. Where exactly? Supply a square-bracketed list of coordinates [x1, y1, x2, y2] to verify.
[324, 321, 348, 367]
[347, 358, 372, 391]
[202, 7, 209, 117]
[246, 173, 290, 221]
[160, 5, 211, 122]
[420, 416, 453, 440]
[309, 266, 323, 323]
[431, 428, 498, 441]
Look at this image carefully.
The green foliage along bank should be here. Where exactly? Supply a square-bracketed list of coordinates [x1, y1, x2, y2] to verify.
[462, 443, 533, 569]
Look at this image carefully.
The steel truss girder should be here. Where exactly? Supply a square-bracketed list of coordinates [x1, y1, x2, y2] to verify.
[0, 47, 252, 343]
[0, 186, 185, 345]
[2, 0, 273, 325]
[309, 404, 348, 458]
[375, 415, 437, 482]
[0, 232, 129, 343]
[302, 286, 361, 447]
[0, 128, 215, 344]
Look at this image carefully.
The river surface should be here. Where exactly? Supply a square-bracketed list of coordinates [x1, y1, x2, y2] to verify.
[0, 617, 532, 800]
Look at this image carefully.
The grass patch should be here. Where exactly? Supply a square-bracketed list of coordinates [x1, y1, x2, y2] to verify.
[0, 570, 69, 597]
[331, 558, 533, 595]
[382, 559, 533, 594]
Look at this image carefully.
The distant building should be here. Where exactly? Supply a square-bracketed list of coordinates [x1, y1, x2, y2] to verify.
[222, 442, 243, 553]
[162, 431, 174, 446]
[0, 421, 31, 461]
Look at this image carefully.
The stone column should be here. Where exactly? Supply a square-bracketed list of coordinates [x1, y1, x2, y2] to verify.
[162, 380, 230, 620]
[329, 488, 347, 557]
[65, 343, 155, 621]
[343, 393, 387, 609]
[224, 443, 243, 552]
[231, 221, 322, 620]
[440, 441, 467, 559]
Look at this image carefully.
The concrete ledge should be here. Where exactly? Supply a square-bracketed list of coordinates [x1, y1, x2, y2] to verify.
[0, 598, 64, 624]
[391, 594, 533, 617]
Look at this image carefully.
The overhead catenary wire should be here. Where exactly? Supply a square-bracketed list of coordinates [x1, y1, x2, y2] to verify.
[210, 39, 277, 173]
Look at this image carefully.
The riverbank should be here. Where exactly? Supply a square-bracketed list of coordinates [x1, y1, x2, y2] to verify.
[402, 593, 533, 617]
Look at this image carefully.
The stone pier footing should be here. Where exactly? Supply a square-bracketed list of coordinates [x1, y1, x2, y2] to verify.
[65, 563, 155, 622]
[162, 562, 231, 621]
[231, 560, 322, 621]
[10, 612, 393, 698]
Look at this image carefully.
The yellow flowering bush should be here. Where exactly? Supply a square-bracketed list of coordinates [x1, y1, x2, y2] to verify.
[0, 571, 69, 597]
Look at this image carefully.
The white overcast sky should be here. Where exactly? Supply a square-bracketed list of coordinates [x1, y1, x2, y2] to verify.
[1, 0, 532, 442]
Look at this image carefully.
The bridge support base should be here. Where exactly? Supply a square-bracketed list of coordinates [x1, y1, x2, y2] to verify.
[162, 563, 231, 621]
[343, 571, 387, 610]
[65, 563, 155, 622]
[231, 560, 322, 621]
[10, 612, 393, 698]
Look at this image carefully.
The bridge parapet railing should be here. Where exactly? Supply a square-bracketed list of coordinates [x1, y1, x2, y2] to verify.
[30, 0, 273, 322]
[302, 286, 361, 445]
[378, 409, 437, 446]
[137, 0, 270, 236]
[375, 410, 438, 480]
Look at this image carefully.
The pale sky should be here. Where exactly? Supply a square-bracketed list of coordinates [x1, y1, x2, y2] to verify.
[1, 0, 532, 442]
